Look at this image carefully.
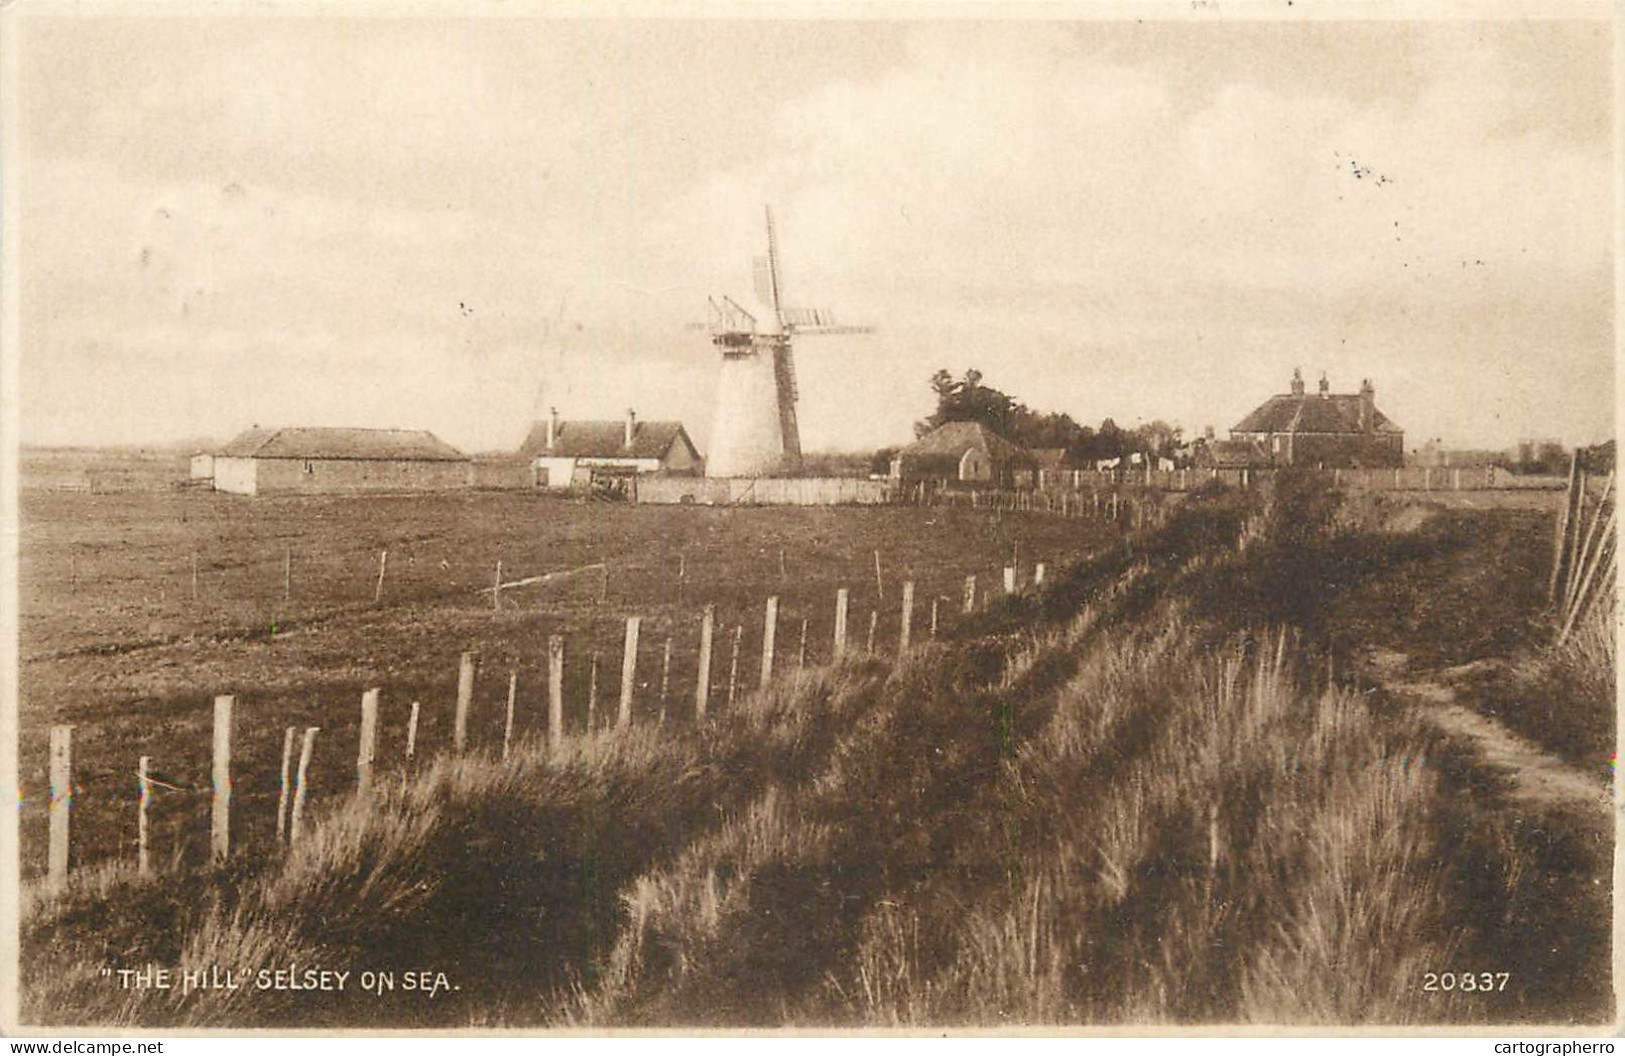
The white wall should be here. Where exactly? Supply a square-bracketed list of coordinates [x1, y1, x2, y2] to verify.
[212, 456, 258, 495]
[533, 457, 577, 489]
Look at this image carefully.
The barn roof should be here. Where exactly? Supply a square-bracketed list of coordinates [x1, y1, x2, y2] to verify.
[1203, 438, 1271, 468]
[897, 421, 1037, 465]
[1233, 393, 1402, 435]
[1029, 447, 1073, 469]
[518, 419, 699, 461]
[217, 427, 469, 462]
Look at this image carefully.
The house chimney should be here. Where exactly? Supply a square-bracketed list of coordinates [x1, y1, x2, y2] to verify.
[546, 407, 558, 449]
[1290, 367, 1305, 397]
[1204, 424, 1216, 441]
[625, 408, 636, 448]
[1359, 378, 1375, 432]
[1318, 372, 1330, 398]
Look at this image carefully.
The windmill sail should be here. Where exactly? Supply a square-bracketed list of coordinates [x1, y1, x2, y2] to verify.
[703, 205, 870, 477]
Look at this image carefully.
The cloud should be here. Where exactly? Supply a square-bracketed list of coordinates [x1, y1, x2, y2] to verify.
[17, 19, 1614, 453]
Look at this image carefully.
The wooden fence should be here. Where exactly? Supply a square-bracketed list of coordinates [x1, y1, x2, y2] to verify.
[35, 556, 1061, 892]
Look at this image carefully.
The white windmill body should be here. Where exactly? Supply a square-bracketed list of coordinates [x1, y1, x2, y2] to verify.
[704, 207, 870, 478]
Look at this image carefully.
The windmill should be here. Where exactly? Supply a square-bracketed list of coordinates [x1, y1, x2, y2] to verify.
[703, 206, 873, 478]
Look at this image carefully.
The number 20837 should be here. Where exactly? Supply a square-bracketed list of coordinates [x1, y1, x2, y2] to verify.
[1423, 972, 1510, 992]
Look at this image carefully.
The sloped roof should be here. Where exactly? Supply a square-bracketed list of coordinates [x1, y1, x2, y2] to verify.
[897, 421, 1037, 466]
[1233, 393, 1402, 435]
[518, 419, 698, 461]
[1205, 438, 1271, 468]
[1030, 448, 1073, 469]
[218, 427, 469, 462]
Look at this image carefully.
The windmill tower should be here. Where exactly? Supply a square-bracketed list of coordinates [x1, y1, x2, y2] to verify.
[704, 206, 872, 478]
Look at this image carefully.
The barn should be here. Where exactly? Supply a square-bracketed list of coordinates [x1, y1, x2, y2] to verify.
[890, 421, 1038, 489]
[1229, 370, 1404, 469]
[212, 427, 472, 496]
[518, 409, 703, 492]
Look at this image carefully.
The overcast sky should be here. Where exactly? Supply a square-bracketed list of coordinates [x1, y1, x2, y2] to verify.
[14, 12, 1615, 454]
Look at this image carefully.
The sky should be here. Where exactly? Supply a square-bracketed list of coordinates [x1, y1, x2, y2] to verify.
[12, 11, 1616, 455]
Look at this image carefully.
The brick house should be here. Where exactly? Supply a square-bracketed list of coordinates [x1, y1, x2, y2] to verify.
[1228, 370, 1404, 469]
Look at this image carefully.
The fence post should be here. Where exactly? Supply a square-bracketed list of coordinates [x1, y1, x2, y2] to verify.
[899, 580, 915, 654]
[798, 617, 809, 669]
[1003, 566, 1016, 594]
[374, 548, 388, 605]
[930, 596, 940, 638]
[1035, 562, 1046, 585]
[276, 726, 295, 843]
[866, 610, 878, 654]
[138, 754, 152, 876]
[659, 637, 673, 724]
[587, 653, 600, 732]
[211, 696, 233, 863]
[48, 726, 71, 891]
[358, 688, 379, 794]
[873, 550, 885, 600]
[760, 596, 778, 688]
[290, 728, 319, 843]
[455, 651, 476, 755]
[963, 574, 976, 614]
[284, 546, 292, 602]
[403, 702, 420, 791]
[619, 616, 641, 729]
[503, 672, 518, 759]
[724, 625, 742, 706]
[1550, 452, 1581, 603]
[493, 561, 503, 611]
[548, 635, 565, 754]
[695, 604, 715, 720]
[834, 587, 849, 659]
[191, 553, 199, 601]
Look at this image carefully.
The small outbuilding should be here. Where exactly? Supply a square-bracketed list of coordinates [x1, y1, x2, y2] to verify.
[212, 426, 472, 496]
[518, 408, 703, 492]
[890, 421, 1038, 489]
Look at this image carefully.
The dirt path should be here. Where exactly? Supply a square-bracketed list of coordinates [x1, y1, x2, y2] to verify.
[1361, 646, 1612, 815]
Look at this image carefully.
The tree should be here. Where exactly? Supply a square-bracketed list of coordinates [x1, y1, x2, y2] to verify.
[915, 368, 1019, 438]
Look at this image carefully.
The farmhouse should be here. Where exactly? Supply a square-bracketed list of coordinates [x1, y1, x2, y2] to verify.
[890, 421, 1038, 489]
[1228, 370, 1404, 469]
[212, 427, 472, 496]
[519, 408, 703, 491]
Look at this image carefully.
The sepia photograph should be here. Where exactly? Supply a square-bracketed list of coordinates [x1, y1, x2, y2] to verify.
[0, 0, 1617, 1035]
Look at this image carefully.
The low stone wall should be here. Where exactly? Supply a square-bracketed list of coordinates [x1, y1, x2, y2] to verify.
[636, 476, 893, 506]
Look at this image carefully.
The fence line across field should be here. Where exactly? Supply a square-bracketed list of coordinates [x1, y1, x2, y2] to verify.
[36, 554, 1068, 887]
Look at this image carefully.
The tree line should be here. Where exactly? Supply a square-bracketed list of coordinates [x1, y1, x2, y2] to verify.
[869, 368, 1189, 474]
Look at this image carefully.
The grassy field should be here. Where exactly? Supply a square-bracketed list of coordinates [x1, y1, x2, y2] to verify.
[17, 472, 1612, 1027]
[18, 488, 1111, 880]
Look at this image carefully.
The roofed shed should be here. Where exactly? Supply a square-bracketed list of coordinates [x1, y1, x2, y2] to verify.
[213, 427, 472, 495]
[891, 421, 1038, 489]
